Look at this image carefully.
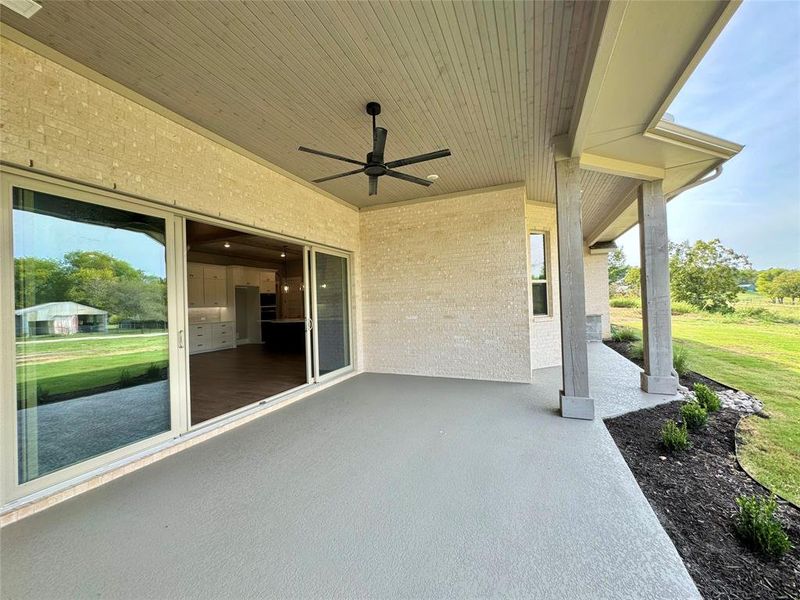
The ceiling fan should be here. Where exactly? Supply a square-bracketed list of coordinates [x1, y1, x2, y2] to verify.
[299, 102, 451, 196]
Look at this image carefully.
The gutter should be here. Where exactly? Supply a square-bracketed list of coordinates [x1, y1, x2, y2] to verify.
[665, 165, 723, 200]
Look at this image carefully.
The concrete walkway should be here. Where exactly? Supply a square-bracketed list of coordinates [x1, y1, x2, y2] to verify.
[587, 341, 681, 418]
[1, 350, 696, 599]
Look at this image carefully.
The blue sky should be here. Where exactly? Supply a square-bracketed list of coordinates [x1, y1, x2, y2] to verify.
[616, 0, 800, 270]
[14, 210, 167, 278]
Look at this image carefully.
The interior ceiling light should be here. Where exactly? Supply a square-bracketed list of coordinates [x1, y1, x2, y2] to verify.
[0, 0, 42, 18]
[426, 174, 439, 181]
[223, 241, 231, 248]
[280, 251, 286, 258]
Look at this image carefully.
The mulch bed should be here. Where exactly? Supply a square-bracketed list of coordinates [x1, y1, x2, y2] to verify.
[604, 342, 800, 599]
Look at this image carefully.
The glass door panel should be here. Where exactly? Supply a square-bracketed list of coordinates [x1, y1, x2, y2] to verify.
[184, 219, 311, 426]
[12, 187, 172, 483]
[312, 251, 350, 377]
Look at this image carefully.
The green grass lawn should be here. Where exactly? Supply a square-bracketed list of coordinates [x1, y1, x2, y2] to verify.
[16, 333, 168, 401]
[612, 293, 800, 505]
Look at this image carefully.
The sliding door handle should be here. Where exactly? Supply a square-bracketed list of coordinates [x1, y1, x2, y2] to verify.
[178, 329, 185, 349]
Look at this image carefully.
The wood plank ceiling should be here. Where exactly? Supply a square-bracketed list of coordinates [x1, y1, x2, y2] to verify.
[2, 0, 636, 220]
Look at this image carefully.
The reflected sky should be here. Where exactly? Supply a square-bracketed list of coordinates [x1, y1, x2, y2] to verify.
[14, 210, 166, 277]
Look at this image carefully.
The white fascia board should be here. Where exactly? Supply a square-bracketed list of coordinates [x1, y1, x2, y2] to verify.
[645, 120, 743, 160]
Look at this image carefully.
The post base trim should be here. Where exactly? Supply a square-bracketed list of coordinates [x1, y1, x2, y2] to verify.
[560, 392, 595, 420]
[640, 372, 678, 395]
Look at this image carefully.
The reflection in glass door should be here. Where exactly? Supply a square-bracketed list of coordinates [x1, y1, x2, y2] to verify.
[10, 187, 173, 484]
[311, 250, 351, 377]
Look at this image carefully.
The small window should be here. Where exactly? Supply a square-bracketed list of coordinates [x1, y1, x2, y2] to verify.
[530, 232, 550, 316]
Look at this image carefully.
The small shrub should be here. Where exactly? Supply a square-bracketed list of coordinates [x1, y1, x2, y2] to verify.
[145, 362, 162, 381]
[735, 494, 792, 556]
[680, 401, 707, 430]
[118, 368, 134, 387]
[36, 384, 51, 403]
[661, 420, 690, 451]
[673, 345, 690, 377]
[611, 325, 640, 343]
[610, 296, 640, 308]
[629, 340, 644, 361]
[671, 301, 696, 315]
[694, 383, 721, 412]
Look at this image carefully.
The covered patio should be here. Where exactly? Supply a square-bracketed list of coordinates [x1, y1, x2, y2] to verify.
[0, 345, 694, 599]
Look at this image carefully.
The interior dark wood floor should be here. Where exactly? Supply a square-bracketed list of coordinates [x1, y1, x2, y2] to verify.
[190, 344, 306, 425]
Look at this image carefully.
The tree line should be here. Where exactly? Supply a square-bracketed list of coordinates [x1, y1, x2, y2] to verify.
[15, 251, 167, 323]
[608, 239, 800, 312]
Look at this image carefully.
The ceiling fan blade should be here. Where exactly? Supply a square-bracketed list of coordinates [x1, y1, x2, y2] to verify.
[312, 168, 364, 184]
[385, 170, 433, 187]
[368, 175, 378, 196]
[373, 127, 387, 160]
[298, 146, 366, 167]
[385, 149, 451, 169]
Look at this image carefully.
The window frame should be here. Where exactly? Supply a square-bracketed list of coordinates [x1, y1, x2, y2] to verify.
[0, 171, 184, 504]
[529, 230, 552, 318]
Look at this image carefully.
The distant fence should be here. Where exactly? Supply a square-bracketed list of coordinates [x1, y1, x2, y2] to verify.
[117, 319, 167, 332]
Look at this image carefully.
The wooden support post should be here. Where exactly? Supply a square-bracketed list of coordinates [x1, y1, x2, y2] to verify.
[638, 180, 678, 395]
[555, 157, 594, 419]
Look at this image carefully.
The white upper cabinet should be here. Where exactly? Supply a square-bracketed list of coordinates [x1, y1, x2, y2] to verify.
[259, 271, 276, 293]
[188, 263, 228, 307]
[187, 263, 205, 308]
[243, 268, 261, 287]
[190, 263, 275, 306]
[231, 266, 274, 289]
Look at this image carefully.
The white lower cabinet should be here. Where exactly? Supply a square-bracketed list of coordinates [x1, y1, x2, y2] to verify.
[189, 321, 236, 354]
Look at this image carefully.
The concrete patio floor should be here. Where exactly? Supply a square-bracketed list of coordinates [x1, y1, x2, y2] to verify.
[0, 344, 694, 599]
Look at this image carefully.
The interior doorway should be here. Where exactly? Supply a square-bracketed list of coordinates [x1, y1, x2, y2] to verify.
[185, 220, 310, 425]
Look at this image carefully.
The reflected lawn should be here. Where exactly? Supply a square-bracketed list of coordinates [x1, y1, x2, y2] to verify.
[16, 332, 169, 403]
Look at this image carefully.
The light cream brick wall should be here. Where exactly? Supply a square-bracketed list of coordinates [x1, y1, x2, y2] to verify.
[0, 38, 364, 367]
[526, 202, 562, 369]
[525, 202, 612, 369]
[583, 250, 611, 339]
[360, 186, 532, 383]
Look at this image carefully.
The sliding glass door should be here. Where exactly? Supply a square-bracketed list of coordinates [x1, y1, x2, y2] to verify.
[1, 170, 354, 504]
[1, 175, 181, 500]
[310, 250, 351, 379]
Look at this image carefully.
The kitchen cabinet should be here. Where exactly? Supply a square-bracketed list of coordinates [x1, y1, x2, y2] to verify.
[188, 263, 228, 307]
[231, 266, 276, 291]
[187, 263, 205, 308]
[231, 266, 262, 287]
[203, 276, 227, 307]
[259, 271, 276, 293]
[189, 321, 235, 354]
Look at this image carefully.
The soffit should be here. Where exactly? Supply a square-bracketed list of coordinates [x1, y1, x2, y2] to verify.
[0, 0, 597, 208]
[572, 0, 743, 244]
[582, 0, 734, 152]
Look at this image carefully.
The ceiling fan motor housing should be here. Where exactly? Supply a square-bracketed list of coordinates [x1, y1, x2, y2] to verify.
[364, 160, 387, 176]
